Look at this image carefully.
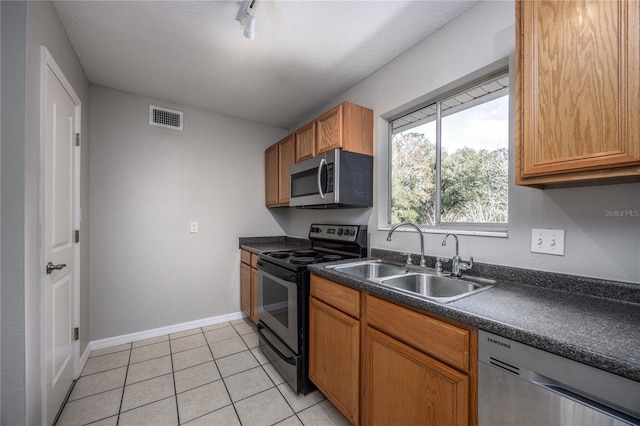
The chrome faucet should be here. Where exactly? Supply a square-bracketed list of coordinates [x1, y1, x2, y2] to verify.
[386, 222, 426, 267]
[442, 233, 473, 277]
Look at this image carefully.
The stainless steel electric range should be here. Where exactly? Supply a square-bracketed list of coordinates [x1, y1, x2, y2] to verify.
[256, 224, 368, 394]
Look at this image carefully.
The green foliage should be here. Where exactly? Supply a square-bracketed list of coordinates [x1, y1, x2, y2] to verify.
[391, 132, 436, 224]
[391, 133, 508, 225]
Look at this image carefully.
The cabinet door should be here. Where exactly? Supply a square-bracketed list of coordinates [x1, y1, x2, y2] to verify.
[295, 122, 315, 162]
[265, 144, 279, 206]
[309, 297, 359, 424]
[363, 326, 468, 426]
[250, 267, 259, 324]
[278, 135, 295, 205]
[240, 262, 251, 318]
[316, 104, 343, 155]
[517, 0, 640, 184]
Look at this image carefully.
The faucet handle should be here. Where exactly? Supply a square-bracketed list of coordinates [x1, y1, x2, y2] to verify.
[435, 257, 444, 274]
[400, 252, 413, 266]
[459, 256, 474, 271]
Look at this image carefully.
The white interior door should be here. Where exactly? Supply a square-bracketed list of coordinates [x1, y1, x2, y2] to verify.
[42, 48, 81, 426]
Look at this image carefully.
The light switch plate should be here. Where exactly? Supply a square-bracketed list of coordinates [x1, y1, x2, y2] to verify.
[531, 228, 565, 256]
[190, 221, 198, 233]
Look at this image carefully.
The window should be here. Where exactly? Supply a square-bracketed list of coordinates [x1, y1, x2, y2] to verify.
[389, 71, 509, 230]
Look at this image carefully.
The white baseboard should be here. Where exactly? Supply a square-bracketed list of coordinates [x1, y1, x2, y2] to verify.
[89, 311, 246, 352]
[77, 343, 92, 375]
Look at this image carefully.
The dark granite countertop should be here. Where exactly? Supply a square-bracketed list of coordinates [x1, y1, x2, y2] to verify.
[239, 236, 310, 254]
[307, 258, 640, 383]
[239, 238, 640, 382]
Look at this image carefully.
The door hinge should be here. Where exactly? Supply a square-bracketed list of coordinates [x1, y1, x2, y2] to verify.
[75, 229, 80, 243]
[75, 133, 80, 147]
[73, 327, 79, 341]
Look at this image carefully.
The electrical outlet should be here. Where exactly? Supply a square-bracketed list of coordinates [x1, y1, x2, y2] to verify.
[190, 221, 198, 233]
[531, 228, 565, 256]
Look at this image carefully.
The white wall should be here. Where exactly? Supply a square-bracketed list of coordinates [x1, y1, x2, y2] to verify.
[89, 86, 287, 340]
[276, 0, 640, 284]
[1, 1, 91, 423]
[1, 2, 28, 422]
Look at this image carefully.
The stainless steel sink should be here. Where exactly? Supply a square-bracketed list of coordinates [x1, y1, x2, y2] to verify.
[328, 260, 496, 303]
[378, 273, 495, 303]
[331, 260, 407, 279]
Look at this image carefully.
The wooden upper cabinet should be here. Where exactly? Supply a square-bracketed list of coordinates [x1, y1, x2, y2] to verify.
[265, 135, 295, 207]
[295, 121, 316, 162]
[266, 101, 373, 207]
[316, 101, 374, 156]
[278, 134, 295, 205]
[265, 144, 279, 207]
[516, 0, 640, 186]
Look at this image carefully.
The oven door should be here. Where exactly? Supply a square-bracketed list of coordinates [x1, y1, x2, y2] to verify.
[258, 268, 299, 352]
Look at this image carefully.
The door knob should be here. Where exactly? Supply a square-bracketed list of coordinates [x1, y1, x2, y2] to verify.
[46, 262, 67, 275]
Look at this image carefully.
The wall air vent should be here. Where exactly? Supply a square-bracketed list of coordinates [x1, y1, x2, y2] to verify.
[149, 105, 183, 130]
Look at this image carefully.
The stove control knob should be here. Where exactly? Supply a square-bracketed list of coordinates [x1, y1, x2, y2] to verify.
[337, 228, 344, 236]
[350, 229, 356, 236]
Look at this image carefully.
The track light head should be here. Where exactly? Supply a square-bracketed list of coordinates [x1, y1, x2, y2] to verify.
[237, 0, 258, 40]
[244, 13, 256, 39]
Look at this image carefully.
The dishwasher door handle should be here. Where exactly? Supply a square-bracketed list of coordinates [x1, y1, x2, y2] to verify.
[533, 376, 639, 425]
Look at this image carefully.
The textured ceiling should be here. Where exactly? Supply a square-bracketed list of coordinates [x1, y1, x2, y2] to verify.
[53, 0, 478, 129]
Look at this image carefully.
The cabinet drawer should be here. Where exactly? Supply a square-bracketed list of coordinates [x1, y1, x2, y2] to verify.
[250, 253, 259, 269]
[311, 274, 360, 318]
[366, 295, 469, 372]
[241, 249, 252, 265]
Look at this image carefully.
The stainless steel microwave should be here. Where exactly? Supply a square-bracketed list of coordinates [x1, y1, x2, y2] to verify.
[289, 149, 373, 208]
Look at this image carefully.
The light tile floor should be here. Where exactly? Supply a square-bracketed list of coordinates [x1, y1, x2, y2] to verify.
[56, 318, 350, 426]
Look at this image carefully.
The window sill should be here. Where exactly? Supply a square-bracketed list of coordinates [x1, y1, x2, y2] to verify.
[377, 226, 508, 238]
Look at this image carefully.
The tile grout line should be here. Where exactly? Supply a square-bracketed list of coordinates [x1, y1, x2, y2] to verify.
[205, 323, 245, 425]
[62, 322, 299, 425]
[115, 342, 133, 426]
[242, 319, 325, 425]
[169, 331, 181, 425]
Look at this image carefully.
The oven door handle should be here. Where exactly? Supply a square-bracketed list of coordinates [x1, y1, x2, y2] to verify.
[257, 323, 296, 366]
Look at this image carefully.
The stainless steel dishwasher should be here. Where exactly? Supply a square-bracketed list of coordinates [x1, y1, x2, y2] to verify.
[478, 330, 640, 426]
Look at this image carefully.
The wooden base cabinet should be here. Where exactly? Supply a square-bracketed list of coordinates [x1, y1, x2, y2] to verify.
[308, 275, 477, 426]
[363, 295, 477, 426]
[364, 326, 468, 426]
[309, 275, 360, 424]
[240, 250, 259, 323]
[309, 297, 360, 424]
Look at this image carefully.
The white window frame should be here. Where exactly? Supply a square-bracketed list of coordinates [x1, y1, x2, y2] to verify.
[380, 58, 511, 238]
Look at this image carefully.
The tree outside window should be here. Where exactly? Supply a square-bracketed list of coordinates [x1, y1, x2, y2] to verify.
[390, 73, 509, 228]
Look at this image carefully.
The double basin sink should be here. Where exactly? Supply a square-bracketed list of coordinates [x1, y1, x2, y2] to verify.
[327, 260, 495, 303]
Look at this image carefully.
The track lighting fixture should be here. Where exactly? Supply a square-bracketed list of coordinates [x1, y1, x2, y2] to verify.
[236, 0, 258, 40]
[244, 12, 256, 39]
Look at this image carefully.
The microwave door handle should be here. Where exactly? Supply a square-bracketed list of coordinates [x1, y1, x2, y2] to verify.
[317, 158, 327, 199]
